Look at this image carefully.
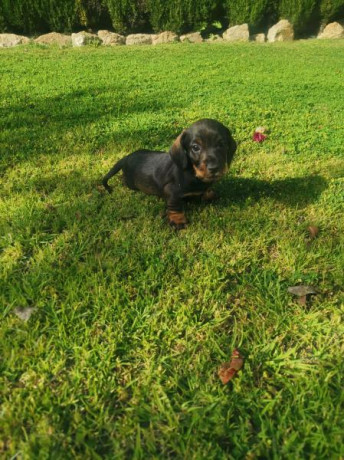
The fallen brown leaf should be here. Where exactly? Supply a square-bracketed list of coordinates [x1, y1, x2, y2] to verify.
[287, 285, 317, 306]
[307, 225, 319, 239]
[14, 306, 37, 322]
[218, 349, 244, 384]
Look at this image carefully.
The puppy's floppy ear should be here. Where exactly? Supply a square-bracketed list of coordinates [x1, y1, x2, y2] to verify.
[169, 130, 189, 169]
[225, 128, 237, 165]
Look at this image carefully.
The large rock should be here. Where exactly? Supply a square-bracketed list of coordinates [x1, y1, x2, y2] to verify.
[34, 32, 72, 46]
[267, 20, 294, 42]
[318, 22, 344, 39]
[126, 34, 154, 45]
[72, 31, 101, 47]
[180, 32, 203, 43]
[98, 30, 125, 45]
[0, 33, 30, 47]
[152, 31, 179, 45]
[223, 24, 249, 42]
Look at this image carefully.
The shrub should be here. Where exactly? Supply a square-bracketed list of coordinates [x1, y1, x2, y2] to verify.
[0, 0, 79, 34]
[320, 0, 344, 24]
[78, 0, 112, 30]
[278, 0, 320, 36]
[103, 0, 150, 34]
[223, 0, 278, 33]
[45, 0, 79, 33]
[0, 6, 6, 33]
[0, 0, 46, 34]
[147, 0, 223, 34]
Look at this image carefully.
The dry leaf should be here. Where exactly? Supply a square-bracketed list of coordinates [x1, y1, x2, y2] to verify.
[218, 349, 244, 384]
[307, 225, 319, 239]
[287, 285, 317, 306]
[14, 306, 37, 322]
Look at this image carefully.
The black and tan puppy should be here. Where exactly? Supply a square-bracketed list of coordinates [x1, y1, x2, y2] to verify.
[102, 119, 237, 229]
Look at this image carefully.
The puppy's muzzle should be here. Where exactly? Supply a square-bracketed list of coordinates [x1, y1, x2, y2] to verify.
[194, 162, 227, 182]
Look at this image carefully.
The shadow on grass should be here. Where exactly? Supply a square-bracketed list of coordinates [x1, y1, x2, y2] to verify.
[1, 171, 329, 303]
[215, 174, 328, 208]
[17, 172, 328, 241]
[26, 169, 328, 210]
[0, 85, 184, 171]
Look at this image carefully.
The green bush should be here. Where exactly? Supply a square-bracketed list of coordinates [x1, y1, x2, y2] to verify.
[0, 6, 6, 33]
[103, 0, 150, 34]
[0, 0, 46, 34]
[147, 0, 223, 34]
[320, 0, 344, 24]
[45, 0, 79, 32]
[279, 0, 320, 36]
[78, 0, 112, 30]
[224, 0, 278, 33]
[0, 0, 78, 34]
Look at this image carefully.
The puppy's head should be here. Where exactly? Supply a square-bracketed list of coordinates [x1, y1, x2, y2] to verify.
[169, 119, 237, 182]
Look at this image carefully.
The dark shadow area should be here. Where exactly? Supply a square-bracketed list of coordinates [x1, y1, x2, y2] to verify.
[24, 171, 328, 215]
[2, 86, 167, 133]
[0, 84, 184, 172]
[0, 170, 330, 306]
[211, 174, 328, 208]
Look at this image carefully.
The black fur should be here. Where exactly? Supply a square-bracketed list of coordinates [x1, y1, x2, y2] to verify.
[102, 119, 237, 229]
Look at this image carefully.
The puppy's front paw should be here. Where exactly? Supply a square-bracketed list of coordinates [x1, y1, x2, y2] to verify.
[167, 211, 187, 230]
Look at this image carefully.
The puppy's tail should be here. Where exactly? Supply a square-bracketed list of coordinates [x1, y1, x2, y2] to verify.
[102, 159, 124, 194]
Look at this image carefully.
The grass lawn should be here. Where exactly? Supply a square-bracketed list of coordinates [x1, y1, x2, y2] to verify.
[0, 39, 343, 459]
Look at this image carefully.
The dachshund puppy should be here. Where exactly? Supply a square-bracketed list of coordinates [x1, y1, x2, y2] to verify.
[102, 119, 237, 229]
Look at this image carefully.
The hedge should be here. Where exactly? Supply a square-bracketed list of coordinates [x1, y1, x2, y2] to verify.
[278, 0, 320, 36]
[78, 0, 112, 30]
[224, 0, 279, 34]
[0, 0, 78, 34]
[0, 0, 343, 36]
[103, 0, 150, 34]
[147, 0, 224, 34]
[320, 0, 344, 24]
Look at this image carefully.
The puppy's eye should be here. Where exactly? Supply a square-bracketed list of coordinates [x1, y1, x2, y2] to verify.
[191, 144, 200, 153]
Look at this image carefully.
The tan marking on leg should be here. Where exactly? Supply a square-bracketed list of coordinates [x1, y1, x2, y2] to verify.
[183, 191, 203, 198]
[167, 211, 187, 228]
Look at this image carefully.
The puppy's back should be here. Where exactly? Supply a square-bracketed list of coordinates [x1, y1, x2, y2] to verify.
[121, 150, 172, 196]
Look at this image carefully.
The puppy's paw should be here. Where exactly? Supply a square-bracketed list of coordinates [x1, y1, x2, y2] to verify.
[167, 211, 187, 230]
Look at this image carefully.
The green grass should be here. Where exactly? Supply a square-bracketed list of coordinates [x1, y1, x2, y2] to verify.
[0, 40, 344, 459]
